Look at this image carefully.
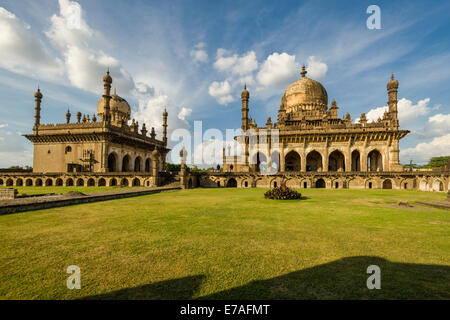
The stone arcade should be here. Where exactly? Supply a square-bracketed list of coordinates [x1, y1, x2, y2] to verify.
[0, 67, 449, 192]
[192, 67, 449, 191]
[0, 70, 170, 188]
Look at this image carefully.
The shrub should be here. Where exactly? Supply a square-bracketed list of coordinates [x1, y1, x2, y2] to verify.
[264, 184, 302, 200]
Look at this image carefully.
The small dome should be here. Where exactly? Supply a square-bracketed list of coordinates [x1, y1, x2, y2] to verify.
[97, 93, 131, 116]
[281, 69, 328, 114]
[241, 84, 249, 99]
[34, 88, 43, 99]
[387, 72, 398, 90]
[103, 70, 112, 84]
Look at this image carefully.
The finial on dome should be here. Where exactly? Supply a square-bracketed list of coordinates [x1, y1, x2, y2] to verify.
[391, 72, 394, 81]
[300, 65, 307, 78]
[34, 85, 43, 99]
[103, 68, 112, 84]
[241, 83, 249, 99]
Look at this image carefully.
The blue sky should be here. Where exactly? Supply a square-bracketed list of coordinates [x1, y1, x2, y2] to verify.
[0, 0, 449, 167]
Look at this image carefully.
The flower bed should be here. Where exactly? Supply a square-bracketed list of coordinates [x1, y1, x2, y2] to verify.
[264, 184, 302, 200]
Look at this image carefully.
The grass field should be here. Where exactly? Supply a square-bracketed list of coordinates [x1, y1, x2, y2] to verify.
[0, 188, 449, 299]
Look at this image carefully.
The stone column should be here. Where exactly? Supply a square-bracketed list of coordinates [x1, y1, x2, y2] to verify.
[361, 151, 367, 172]
[280, 145, 285, 172]
[266, 134, 271, 172]
[345, 149, 351, 172]
[301, 151, 306, 172]
[322, 150, 328, 172]
[179, 149, 187, 189]
[151, 149, 159, 186]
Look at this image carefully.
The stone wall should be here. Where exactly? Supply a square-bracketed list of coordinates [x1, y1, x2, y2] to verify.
[0, 188, 17, 199]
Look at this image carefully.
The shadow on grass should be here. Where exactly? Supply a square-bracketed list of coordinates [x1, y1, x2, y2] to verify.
[83, 257, 450, 300]
[83, 275, 206, 300]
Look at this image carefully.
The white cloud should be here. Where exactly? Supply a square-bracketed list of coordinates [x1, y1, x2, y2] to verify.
[398, 98, 430, 125]
[401, 133, 450, 163]
[0, 123, 8, 129]
[257, 52, 298, 87]
[306, 56, 327, 79]
[133, 82, 189, 141]
[178, 107, 192, 120]
[365, 105, 388, 122]
[364, 98, 431, 125]
[45, 0, 135, 94]
[208, 80, 234, 105]
[214, 50, 258, 76]
[190, 42, 208, 63]
[0, 7, 64, 78]
[424, 113, 450, 137]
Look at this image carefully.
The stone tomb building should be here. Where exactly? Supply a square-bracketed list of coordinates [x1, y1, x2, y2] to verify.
[200, 66, 449, 191]
[0, 67, 449, 192]
[0, 70, 169, 188]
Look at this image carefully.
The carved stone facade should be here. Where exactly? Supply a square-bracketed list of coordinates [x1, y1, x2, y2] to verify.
[0, 71, 169, 187]
[217, 67, 449, 191]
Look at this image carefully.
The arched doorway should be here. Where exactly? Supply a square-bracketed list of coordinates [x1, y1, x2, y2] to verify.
[0, 179, 3, 185]
[253, 152, 267, 173]
[77, 178, 84, 186]
[35, 178, 43, 186]
[25, 179, 33, 186]
[56, 178, 63, 186]
[382, 179, 392, 189]
[16, 178, 23, 186]
[87, 178, 95, 186]
[432, 180, 444, 192]
[226, 178, 237, 188]
[122, 155, 130, 172]
[351, 150, 361, 171]
[315, 178, 326, 188]
[328, 150, 345, 172]
[107, 153, 117, 172]
[66, 178, 74, 186]
[132, 178, 140, 187]
[306, 151, 322, 172]
[6, 179, 13, 186]
[284, 151, 301, 171]
[188, 178, 193, 189]
[368, 150, 383, 172]
[45, 179, 53, 186]
[98, 178, 106, 186]
[110, 178, 117, 186]
[270, 151, 280, 172]
[121, 178, 129, 186]
[145, 158, 151, 172]
[134, 157, 142, 172]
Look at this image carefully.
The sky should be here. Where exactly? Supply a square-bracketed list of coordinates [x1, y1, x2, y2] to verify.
[0, 0, 449, 167]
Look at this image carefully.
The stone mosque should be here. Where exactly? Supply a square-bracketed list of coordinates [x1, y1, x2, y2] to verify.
[0, 67, 448, 192]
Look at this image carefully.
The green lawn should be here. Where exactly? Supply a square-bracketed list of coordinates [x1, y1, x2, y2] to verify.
[1, 186, 133, 196]
[0, 188, 449, 299]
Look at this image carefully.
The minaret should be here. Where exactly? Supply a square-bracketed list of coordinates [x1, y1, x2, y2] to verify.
[34, 87, 43, 133]
[162, 108, 168, 145]
[387, 72, 399, 128]
[102, 69, 112, 123]
[241, 84, 249, 132]
[66, 109, 71, 124]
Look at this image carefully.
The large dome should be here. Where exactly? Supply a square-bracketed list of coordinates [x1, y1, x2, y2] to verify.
[97, 93, 131, 116]
[281, 67, 328, 114]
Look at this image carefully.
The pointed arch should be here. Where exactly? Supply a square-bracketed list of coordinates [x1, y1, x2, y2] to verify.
[306, 150, 323, 172]
[284, 150, 301, 171]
